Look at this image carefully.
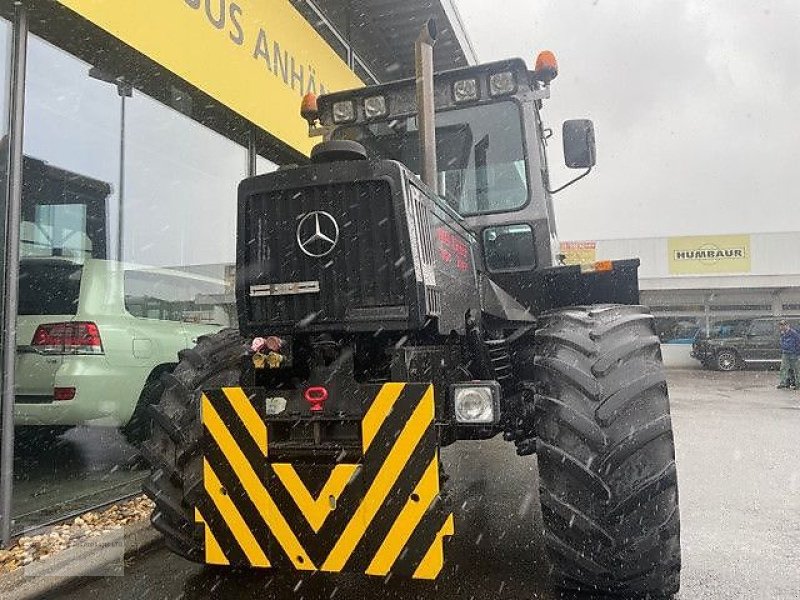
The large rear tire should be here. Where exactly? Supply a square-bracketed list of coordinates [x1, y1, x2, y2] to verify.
[140, 328, 247, 561]
[514, 305, 681, 597]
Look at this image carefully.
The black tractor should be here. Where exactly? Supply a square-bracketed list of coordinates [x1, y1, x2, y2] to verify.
[142, 22, 681, 597]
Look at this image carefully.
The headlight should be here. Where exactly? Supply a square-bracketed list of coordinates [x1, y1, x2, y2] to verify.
[453, 78, 479, 103]
[332, 100, 356, 124]
[489, 71, 516, 96]
[363, 95, 388, 119]
[452, 383, 500, 424]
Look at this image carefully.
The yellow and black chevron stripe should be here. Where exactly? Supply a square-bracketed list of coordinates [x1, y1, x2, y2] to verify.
[194, 383, 454, 579]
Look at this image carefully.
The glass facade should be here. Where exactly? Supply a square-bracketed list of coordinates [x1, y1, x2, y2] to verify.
[125, 92, 247, 269]
[257, 154, 279, 175]
[0, 0, 378, 541]
[0, 16, 13, 327]
[4, 20, 254, 535]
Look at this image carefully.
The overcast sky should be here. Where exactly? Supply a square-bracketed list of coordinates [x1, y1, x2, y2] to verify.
[456, 0, 800, 241]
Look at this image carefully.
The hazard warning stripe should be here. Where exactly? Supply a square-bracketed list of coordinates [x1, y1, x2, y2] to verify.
[203, 458, 270, 568]
[345, 417, 438, 573]
[413, 514, 455, 580]
[391, 493, 453, 578]
[198, 382, 454, 579]
[272, 463, 359, 533]
[361, 382, 404, 452]
[261, 460, 367, 568]
[366, 455, 440, 576]
[194, 508, 229, 566]
[203, 390, 265, 469]
[202, 394, 314, 570]
[195, 485, 250, 566]
[221, 387, 267, 455]
[321, 385, 434, 572]
[310, 384, 431, 550]
[202, 431, 281, 564]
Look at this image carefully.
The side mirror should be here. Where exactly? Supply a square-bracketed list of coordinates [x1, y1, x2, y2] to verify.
[562, 119, 596, 169]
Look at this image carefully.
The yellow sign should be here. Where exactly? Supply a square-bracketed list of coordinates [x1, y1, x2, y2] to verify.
[559, 241, 596, 265]
[56, 0, 362, 155]
[668, 234, 751, 274]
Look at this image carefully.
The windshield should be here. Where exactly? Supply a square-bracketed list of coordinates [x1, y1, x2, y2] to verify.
[334, 101, 528, 215]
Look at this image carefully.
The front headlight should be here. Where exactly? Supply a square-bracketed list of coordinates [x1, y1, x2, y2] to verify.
[332, 100, 356, 124]
[489, 71, 516, 96]
[453, 78, 479, 103]
[363, 95, 388, 119]
[452, 383, 500, 424]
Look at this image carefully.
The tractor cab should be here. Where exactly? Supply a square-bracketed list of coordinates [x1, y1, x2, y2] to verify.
[308, 54, 596, 276]
[303, 54, 629, 315]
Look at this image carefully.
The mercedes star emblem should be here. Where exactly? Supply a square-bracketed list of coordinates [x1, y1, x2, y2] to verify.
[296, 210, 340, 257]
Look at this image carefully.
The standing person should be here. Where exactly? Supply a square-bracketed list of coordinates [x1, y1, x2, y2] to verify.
[777, 320, 800, 389]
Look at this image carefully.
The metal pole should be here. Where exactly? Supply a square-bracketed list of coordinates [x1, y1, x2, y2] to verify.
[117, 91, 125, 261]
[414, 19, 438, 194]
[247, 129, 257, 177]
[1, 3, 29, 547]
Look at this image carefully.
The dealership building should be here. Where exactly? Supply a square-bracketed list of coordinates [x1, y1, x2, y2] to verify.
[562, 232, 800, 343]
[0, 0, 475, 544]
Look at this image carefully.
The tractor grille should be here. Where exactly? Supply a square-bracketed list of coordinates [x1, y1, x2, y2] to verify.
[244, 180, 407, 326]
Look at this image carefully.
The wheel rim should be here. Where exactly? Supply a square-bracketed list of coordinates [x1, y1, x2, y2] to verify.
[717, 352, 736, 371]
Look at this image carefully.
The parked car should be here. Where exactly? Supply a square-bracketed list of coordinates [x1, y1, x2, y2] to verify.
[15, 257, 233, 443]
[657, 319, 701, 344]
[691, 316, 800, 371]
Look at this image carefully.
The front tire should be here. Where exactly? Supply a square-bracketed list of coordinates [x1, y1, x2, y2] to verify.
[140, 329, 247, 561]
[514, 305, 681, 597]
[714, 349, 740, 372]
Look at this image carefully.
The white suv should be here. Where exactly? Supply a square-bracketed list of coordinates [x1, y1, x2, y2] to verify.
[15, 257, 233, 443]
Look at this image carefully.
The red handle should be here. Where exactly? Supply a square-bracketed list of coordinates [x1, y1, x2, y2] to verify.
[303, 386, 329, 412]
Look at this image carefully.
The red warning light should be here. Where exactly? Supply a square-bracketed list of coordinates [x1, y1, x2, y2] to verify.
[303, 386, 329, 412]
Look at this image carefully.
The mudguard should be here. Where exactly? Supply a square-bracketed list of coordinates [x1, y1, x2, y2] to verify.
[193, 383, 454, 579]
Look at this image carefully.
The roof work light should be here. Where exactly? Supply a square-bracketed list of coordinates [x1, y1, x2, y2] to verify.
[534, 50, 558, 84]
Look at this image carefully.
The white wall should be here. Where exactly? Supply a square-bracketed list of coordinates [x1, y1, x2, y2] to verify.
[661, 344, 701, 369]
[589, 232, 800, 278]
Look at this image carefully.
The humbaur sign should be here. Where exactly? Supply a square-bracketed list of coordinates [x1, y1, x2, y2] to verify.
[668, 234, 751, 274]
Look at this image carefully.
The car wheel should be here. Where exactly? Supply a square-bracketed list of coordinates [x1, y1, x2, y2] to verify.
[715, 350, 740, 371]
[120, 377, 165, 446]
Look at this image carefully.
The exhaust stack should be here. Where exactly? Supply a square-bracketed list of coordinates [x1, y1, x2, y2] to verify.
[415, 19, 438, 194]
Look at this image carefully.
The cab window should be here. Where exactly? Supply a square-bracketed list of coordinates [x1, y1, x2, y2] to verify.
[124, 270, 233, 326]
[334, 101, 528, 215]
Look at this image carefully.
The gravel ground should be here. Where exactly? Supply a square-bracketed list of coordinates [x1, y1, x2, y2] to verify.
[0, 496, 154, 574]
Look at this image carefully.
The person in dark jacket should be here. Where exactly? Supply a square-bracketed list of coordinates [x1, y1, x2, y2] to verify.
[777, 320, 800, 389]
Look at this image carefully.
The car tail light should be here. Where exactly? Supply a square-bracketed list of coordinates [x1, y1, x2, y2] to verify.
[53, 387, 76, 401]
[31, 322, 104, 355]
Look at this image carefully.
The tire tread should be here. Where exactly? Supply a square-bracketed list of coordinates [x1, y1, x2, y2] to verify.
[141, 329, 245, 564]
[516, 304, 681, 597]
